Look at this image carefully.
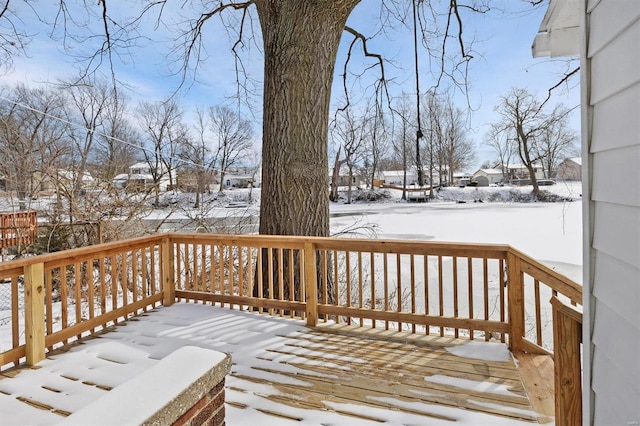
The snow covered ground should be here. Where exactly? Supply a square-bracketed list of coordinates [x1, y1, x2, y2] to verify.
[331, 182, 583, 284]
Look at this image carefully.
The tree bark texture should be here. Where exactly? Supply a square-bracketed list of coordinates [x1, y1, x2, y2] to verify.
[255, 0, 359, 237]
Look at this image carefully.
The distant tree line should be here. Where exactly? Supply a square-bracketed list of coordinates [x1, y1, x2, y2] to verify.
[0, 78, 257, 252]
[330, 90, 476, 203]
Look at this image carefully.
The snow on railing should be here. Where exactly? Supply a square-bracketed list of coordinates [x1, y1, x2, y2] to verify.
[0, 235, 166, 369]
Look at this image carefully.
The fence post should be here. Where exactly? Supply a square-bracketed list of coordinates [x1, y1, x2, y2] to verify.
[162, 237, 175, 306]
[304, 242, 318, 327]
[507, 251, 524, 352]
[551, 296, 582, 426]
[24, 262, 45, 366]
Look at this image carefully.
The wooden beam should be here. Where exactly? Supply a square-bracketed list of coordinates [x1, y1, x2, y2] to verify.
[551, 296, 582, 426]
[175, 290, 306, 312]
[317, 305, 509, 333]
[511, 351, 555, 424]
[304, 243, 318, 327]
[24, 262, 45, 366]
[161, 237, 174, 306]
[507, 252, 524, 352]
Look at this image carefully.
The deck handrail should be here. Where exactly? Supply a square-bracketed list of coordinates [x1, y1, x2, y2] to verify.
[0, 233, 583, 419]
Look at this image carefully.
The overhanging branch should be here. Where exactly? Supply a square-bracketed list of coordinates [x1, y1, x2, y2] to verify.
[340, 26, 392, 114]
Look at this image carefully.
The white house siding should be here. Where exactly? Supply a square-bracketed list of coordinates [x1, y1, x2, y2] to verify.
[585, 0, 640, 423]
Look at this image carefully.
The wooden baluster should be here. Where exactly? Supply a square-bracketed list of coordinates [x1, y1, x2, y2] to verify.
[304, 242, 318, 327]
[507, 251, 524, 352]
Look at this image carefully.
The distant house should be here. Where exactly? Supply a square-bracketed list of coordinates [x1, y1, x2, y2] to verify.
[381, 169, 444, 187]
[472, 169, 504, 186]
[556, 157, 582, 180]
[381, 170, 414, 187]
[328, 165, 365, 188]
[452, 172, 473, 187]
[223, 174, 254, 189]
[115, 162, 170, 192]
[112, 173, 129, 189]
[497, 163, 545, 183]
[57, 170, 96, 190]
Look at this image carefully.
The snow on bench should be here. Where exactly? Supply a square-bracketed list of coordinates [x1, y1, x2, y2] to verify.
[58, 346, 231, 425]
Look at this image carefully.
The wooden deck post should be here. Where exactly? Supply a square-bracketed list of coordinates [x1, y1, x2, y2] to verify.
[304, 242, 318, 327]
[507, 251, 524, 352]
[24, 262, 45, 366]
[551, 296, 582, 426]
[162, 237, 175, 306]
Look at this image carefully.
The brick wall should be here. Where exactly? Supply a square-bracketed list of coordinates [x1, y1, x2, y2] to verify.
[173, 379, 226, 426]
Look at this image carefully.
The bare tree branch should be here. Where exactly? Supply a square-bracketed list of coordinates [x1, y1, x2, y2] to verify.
[339, 26, 393, 116]
[539, 66, 580, 110]
[0, 0, 31, 73]
[173, 1, 254, 93]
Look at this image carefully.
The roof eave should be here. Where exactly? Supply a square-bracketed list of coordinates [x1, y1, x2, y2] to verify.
[531, 0, 580, 58]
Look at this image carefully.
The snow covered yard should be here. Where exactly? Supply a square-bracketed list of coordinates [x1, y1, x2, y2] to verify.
[0, 303, 545, 425]
[331, 182, 582, 284]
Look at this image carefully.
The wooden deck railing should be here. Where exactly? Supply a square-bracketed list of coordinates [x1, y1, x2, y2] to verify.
[0, 233, 583, 418]
[0, 211, 38, 249]
[0, 235, 166, 368]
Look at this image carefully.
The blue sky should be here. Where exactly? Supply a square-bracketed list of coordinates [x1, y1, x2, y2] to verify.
[339, 0, 580, 166]
[3, 0, 579, 170]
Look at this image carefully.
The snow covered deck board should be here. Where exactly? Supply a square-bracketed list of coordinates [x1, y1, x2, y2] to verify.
[231, 326, 538, 423]
[0, 303, 547, 425]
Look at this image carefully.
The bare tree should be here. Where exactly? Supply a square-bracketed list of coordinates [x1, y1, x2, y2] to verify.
[329, 145, 345, 202]
[137, 99, 186, 203]
[57, 77, 115, 221]
[421, 91, 474, 188]
[179, 107, 215, 209]
[423, 90, 444, 198]
[534, 105, 578, 178]
[333, 105, 368, 204]
[392, 94, 417, 201]
[494, 88, 543, 195]
[0, 85, 70, 209]
[93, 92, 139, 182]
[441, 96, 475, 184]
[208, 105, 254, 193]
[484, 122, 517, 177]
[492, 87, 574, 198]
[364, 102, 390, 190]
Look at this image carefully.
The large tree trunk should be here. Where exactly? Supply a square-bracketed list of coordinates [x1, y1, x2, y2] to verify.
[253, 1, 358, 311]
[255, 1, 358, 237]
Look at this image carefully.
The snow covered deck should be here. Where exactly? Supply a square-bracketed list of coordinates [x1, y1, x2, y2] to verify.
[0, 303, 553, 425]
[1, 233, 583, 424]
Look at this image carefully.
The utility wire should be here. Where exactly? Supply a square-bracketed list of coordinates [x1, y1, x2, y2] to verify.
[0, 94, 209, 172]
[412, 0, 424, 187]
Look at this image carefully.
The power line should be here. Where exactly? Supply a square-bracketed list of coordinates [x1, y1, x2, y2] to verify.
[0, 94, 209, 172]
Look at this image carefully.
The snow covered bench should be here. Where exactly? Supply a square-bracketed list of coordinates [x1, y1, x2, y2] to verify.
[58, 346, 231, 426]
